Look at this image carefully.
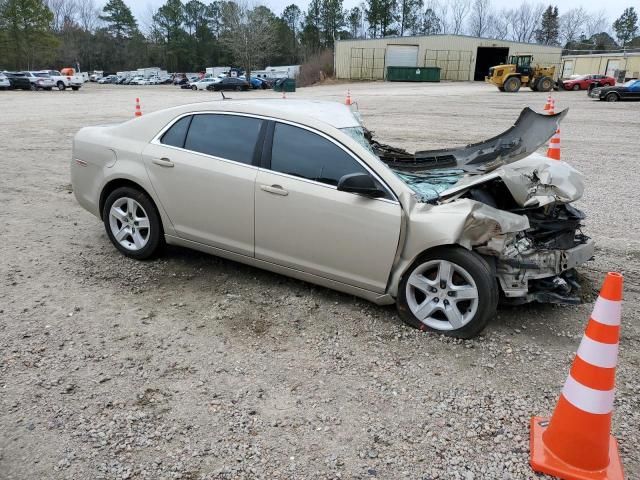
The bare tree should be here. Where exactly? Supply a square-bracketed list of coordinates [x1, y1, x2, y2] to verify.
[585, 9, 609, 38]
[222, 0, 277, 77]
[450, 0, 470, 34]
[560, 7, 589, 45]
[468, 0, 491, 37]
[432, 0, 450, 34]
[489, 9, 510, 39]
[77, 0, 100, 32]
[46, 0, 78, 31]
[506, 3, 544, 43]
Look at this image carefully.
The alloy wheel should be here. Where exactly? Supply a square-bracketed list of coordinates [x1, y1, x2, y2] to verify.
[405, 259, 479, 331]
[108, 197, 150, 251]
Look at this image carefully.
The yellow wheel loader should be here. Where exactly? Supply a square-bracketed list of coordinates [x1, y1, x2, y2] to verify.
[486, 55, 556, 93]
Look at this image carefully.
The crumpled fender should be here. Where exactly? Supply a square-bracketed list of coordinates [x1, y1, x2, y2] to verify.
[388, 197, 529, 296]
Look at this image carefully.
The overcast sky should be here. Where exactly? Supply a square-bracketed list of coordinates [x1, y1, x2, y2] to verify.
[113, 0, 632, 30]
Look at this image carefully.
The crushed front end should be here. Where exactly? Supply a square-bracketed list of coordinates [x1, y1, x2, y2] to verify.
[364, 107, 594, 305]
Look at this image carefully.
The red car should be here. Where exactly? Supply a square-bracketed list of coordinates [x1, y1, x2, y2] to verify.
[562, 74, 615, 91]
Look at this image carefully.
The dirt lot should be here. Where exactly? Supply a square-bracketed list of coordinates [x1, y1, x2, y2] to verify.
[1, 81, 639, 480]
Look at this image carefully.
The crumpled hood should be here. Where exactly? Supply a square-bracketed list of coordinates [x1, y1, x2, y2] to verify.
[439, 153, 584, 208]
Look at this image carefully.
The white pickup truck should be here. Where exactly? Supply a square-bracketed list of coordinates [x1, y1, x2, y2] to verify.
[41, 70, 83, 91]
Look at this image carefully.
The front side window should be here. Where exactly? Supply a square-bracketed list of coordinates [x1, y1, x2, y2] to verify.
[270, 123, 369, 187]
[184, 114, 263, 165]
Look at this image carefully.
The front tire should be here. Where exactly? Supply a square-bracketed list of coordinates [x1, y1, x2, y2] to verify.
[606, 93, 619, 102]
[57, 81, 66, 91]
[102, 187, 164, 260]
[572, 84, 580, 91]
[503, 76, 521, 92]
[397, 247, 498, 339]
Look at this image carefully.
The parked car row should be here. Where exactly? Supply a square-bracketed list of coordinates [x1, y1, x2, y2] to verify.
[0, 70, 82, 91]
[182, 75, 272, 92]
[560, 74, 616, 91]
[97, 74, 174, 85]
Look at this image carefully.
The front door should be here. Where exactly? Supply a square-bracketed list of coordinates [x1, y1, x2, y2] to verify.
[143, 113, 265, 256]
[254, 122, 401, 293]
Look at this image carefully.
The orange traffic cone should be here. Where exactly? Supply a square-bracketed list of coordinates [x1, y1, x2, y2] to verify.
[530, 272, 624, 480]
[548, 97, 555, 115]
[345, 89, 353, 106]
[547, 128, 561, 160]
[544, 94, 552, 112]
[135, 97, 142, 117]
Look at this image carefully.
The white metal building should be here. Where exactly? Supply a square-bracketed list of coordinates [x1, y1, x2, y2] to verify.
[334, 34, 562, 81]
[560, 52, 640, 81]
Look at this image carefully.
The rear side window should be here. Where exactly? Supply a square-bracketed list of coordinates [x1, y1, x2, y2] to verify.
[270, 123, 368, 186]
[161, 115, 191, 148]
[184, 114, 263, 165]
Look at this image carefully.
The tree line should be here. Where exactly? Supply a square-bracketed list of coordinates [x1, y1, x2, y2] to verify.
[0, 0, 638, 73]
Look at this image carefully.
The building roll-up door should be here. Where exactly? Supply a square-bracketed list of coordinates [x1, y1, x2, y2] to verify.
[385, 45, 419, 67]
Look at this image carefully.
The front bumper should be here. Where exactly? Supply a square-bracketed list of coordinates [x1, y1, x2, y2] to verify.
[496, 238, 595, 304]
[588, 89, 602, 98]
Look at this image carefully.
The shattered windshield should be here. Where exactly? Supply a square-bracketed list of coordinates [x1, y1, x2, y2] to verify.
[340, 126, 464, 203]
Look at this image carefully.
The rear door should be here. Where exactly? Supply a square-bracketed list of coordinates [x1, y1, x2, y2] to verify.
[254, 121, 402, 292]
[143, 113, 265, 256]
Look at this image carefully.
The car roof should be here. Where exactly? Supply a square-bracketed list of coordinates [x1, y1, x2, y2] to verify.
[187, 99, 362, 129]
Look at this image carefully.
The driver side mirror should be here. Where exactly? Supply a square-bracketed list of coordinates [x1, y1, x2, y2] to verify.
[337, 173, 386, 198]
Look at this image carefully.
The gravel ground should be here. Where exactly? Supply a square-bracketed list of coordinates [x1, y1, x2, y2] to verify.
[1, 81, 639, 479]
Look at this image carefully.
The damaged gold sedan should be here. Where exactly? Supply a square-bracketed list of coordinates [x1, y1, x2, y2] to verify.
[71, 100, 593, 338]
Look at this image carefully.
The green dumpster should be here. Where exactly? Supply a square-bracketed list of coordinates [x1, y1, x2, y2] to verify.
[273, 78, 296, 92]
[386, 66, 440, 82]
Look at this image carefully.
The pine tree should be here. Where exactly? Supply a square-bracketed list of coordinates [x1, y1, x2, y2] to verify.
[0, 0, 57, 69]
[398, 0, 423, 36]
[613, 7, 638, 47]
[421, 8, 441, 35]
[99, 0, 138, 39]
[347, 7, 362, 38]
[320, 0, 345, 48]
[535, 5, 559, 45]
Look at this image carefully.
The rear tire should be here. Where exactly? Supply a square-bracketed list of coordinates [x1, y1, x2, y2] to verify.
[71, 86, 79, 91]
[572, 84, 580, 91]
[191, 85, 197, 91]
[537, 76, 554, 92]
[397, 247, 498, 339]
[503, 76, 521, 92]
[102, 187, 164, 260]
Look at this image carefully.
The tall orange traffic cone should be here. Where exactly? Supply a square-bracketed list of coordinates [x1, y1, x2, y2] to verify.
[135, 97, 142, 117]
[530, 272, 624, 480]
[544, 94, 552, 112]
[345, 89, 353, 106]
[547, 97, 555, 115]
[546, 97, 561, 160]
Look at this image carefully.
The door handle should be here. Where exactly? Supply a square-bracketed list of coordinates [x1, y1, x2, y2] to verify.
[260, 184, 288, 196]
[152, 157, 174, 167]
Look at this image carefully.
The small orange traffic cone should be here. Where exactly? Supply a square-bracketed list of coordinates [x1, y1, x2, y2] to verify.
[544, 94, 552, 112]
[135, 97, 142, 117]
[530, 272, 625, 480]
[548, 97, 555, 115]
[547, 129, 561, 160]
[345, 89, 353, 106]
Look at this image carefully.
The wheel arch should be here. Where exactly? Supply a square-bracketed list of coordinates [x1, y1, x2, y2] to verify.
[99, 178, 158, 221]
[388, 243, 469, 298]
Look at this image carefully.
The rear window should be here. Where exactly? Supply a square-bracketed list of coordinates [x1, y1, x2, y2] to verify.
[184, 114, 263, 165]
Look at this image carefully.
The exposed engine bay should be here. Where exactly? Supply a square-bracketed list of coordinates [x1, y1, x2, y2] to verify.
[366, 107, 594, 305]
